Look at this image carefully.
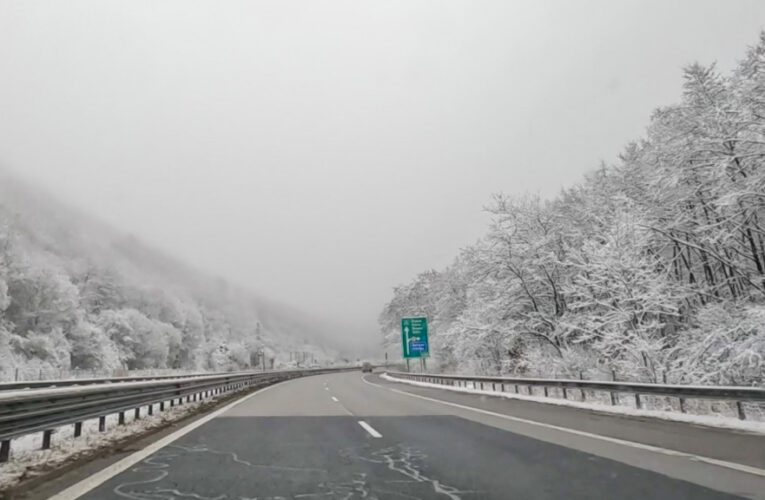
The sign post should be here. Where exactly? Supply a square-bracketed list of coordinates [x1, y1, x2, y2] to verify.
[401, 317, 429, 371]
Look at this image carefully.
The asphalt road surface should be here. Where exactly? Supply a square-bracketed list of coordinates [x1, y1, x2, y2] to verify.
[70, 371, 765, 500]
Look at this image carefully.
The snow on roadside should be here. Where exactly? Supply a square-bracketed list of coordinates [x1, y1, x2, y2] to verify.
[381, 373, 765, 435]
[0, 393, 230, 489]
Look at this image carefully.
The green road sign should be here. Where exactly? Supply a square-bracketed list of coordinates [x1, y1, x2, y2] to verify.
[401, 317, 429, 359]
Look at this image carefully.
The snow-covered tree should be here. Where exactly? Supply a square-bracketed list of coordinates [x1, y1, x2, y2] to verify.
[380, 32, 765, 386]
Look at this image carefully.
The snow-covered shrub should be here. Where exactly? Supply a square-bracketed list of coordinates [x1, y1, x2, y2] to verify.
[669, 304, 765, 386]
[68, 321, 121, 371]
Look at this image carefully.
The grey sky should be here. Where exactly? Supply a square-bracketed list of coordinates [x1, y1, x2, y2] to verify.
[1, 0, 764, 353]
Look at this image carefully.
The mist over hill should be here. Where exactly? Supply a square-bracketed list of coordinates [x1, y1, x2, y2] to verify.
[0, 172, 346, 379]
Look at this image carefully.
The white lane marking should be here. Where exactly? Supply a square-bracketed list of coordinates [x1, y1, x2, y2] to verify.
[331, 396, 339, 402]
[340, 405, 355, 417]
[358, 420, 382, 438]
[49, 378, 301, 500]
[361, 376, 765, 478]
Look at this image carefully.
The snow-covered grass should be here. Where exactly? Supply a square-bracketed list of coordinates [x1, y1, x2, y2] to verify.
[381, 373, 765, 435]
[0, 388, 240, 489]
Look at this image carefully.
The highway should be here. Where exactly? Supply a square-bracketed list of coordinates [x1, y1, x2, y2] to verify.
[56, 371, 764, 499]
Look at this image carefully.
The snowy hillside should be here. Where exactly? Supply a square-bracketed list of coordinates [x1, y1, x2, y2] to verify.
[380, 33, 765, 387]
[0, 173, 339, 379]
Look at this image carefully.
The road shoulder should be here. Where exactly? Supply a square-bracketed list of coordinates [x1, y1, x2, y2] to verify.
[364, 372, 765, 500]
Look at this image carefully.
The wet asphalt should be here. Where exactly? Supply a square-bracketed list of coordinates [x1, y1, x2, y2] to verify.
[77, 372, 762, 500]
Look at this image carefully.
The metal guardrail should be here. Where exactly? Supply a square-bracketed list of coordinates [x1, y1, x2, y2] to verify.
[0, 367, 353, 462]
[0, 372, 220, 392]
[386, 371, 765, 420]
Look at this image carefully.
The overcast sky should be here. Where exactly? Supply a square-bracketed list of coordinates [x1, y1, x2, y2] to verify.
[1, 0, 764, 352]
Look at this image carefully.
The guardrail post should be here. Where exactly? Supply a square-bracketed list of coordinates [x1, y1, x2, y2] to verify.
[74, 422, 83, 438]
[610, 392, 617, 406]
[678, 397, 685, 413]
[492, 383, 496, 391]
[0, 440, 9, 463]
[42, 430, 52, 449]
[562, 387, 568, 399]
[99, 416, 106, 432]
[737, 401, 746, 420]
[527, 386, 533, 396]
[134, 408, 140, 419]
[500, 383, 505, 392]
[119, 412, 125, 425]
[634, 393, 641, 409]
[148, 404, 154, 416]
[543, 387, 548, 397]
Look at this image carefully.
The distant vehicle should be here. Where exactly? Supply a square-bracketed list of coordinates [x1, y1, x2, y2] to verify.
[361, 362, 373, 373]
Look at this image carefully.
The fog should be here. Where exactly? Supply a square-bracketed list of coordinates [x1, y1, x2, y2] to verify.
[1, 0, 764, 354]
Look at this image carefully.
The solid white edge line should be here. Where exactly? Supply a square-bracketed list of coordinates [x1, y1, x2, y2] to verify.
[362, 375, 765, 479]
[48, 378, 299, 500]
[358, 420, 382, 438]
[331, 396, 339, 402]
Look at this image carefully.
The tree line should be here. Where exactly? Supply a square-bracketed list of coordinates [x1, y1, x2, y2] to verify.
[379, 33, 765, 386]
[0, 180, 333, 380]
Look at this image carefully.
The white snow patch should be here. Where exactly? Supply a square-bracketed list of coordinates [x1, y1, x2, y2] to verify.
[0, 394, 233, 489]
[381, 373, 765, 435]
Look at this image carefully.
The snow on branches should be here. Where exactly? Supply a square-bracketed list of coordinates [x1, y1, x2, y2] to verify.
[379, 32, 765, 386]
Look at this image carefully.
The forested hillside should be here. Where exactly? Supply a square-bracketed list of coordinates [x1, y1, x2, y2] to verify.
[0, 174, 339, 380]
[380, 33, 765, 386]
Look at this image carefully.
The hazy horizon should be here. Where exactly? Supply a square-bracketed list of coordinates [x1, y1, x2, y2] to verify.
[2, 0, 765, 354]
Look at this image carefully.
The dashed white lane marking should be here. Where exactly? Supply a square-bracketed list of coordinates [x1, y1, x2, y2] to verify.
[331, 396, 339, 402]
[361, 376, 765, 479]
[50, 378, 298, 500]
[358, 420, 382, 438]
